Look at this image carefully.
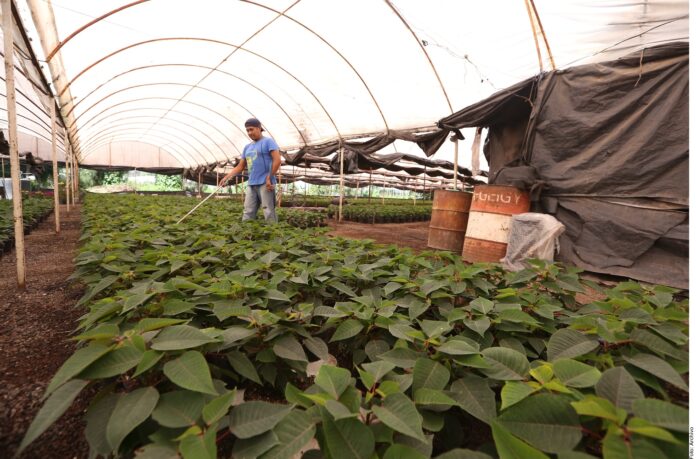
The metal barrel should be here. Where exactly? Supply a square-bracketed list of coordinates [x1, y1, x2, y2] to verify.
[462, 185, 530, 263]
[427, 189, 473, 252]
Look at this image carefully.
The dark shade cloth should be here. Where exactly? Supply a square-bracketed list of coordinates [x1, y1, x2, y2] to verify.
[436, 42, 689, 288]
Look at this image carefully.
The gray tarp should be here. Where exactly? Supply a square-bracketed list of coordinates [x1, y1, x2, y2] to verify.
[438, 42, 689, 288]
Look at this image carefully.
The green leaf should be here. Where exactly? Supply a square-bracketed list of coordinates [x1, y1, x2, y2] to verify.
[553, 358, 601, 388]
[435, 449, 494, 459]
[79, 344, 143, 379]
[135, 318, 187, 332]
[202, 390, 236, 426]
[377, 348, 424, 368]
[229, 401, 293, 439]
[304, 337, 330, 361]
[325, 399, 357, 420]
[602, 432, 669, 459]
[571, 395, 625, 424]
[273, 335, 308, 362]
[437, 339, 480, 356]
[630, 328, 687, 360]
[480, 347, 530, 380]
[491, 421, 549, 459]
[232, 430, 280, 459]
[151, 391, 205, 428]
[470, 297, 494, 314]
[320, 409, 375, 459]
[622, 352, 688, 391]
[44, 343, 111, 397]
[412, 358, 449, 392]
[133, 350, 164, 377]
[546, 329, 598, 362]
[632, 398, 688, 433]
[330, 319, 364, 342]
[163, 351, 217, 395]
[85, 393, 119, 457]
[150, 325, 216, 351]
[414, 388, 457, 408]
[218, 326, 257, 349]
[17, 379, 89, 456]
[265, 289, 291, 302]
[315, 365, 352, 399]
[260, 410, 316, 459]
[464, 317, 490, 336]
[371, 393, 426, 442]
[595, 367, 644, 412]
[361, 361, 396, 383]
[179, 426, 217, 459]
[107, 387, 160, 451]
[500, 381, 537, 411]
[227, 351, 262, 384]
[384, 444, 428, 459]
[449, 375, 496, 424]
[627, 418, 680, 443]
[497, 394, 582, 453]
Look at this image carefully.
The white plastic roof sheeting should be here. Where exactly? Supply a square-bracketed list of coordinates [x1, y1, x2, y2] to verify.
[2, 0, 690, 177]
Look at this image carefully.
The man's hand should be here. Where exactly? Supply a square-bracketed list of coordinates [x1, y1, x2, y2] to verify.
[265, 176, 275, 191]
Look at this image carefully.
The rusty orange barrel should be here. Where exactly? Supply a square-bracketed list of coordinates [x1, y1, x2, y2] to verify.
[427, 190, 473, 252]
[462, 185, 530, 263]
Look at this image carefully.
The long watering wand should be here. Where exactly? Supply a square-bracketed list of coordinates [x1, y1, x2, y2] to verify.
[176, 184, 225, 224]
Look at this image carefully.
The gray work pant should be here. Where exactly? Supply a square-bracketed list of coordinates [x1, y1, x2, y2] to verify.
[242, 184, 277, 222]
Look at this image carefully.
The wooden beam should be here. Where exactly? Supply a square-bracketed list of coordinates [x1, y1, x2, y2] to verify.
[50, 102, 60, 232]
[2, 0, 26, 289]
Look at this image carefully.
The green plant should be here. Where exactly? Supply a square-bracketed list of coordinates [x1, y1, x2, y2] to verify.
[18, 194, 688, 458]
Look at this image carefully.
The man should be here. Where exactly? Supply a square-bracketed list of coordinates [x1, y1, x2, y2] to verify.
[221, 118, 281, 222]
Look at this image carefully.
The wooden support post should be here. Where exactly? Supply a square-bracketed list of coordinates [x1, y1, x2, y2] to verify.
[1, 156, 5, 198]
[50, 103, 60, 232]
[368, 169, 373, 203]
[63, 131, 70, 211]
[3, 0, 26, 289]
[65, 149, 71, 212]
[277, 172, 283, 207]
[197, 171, 202, 198]
[73, 158, 79, 203]
[338, 145, 344, 222]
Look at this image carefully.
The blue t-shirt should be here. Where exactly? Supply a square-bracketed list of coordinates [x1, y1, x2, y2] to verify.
[242, 137, 279, 186]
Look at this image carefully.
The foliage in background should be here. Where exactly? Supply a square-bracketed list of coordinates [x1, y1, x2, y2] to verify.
[18, 194, 688, 459]
[0, 194, 53, 253]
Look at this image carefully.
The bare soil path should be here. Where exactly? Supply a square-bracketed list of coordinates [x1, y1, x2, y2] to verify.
[0, 204, 90, 459]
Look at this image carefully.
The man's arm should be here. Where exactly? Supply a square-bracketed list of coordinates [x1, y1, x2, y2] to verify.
[220, 158, 246, 185]
[265, 150, 281, 190]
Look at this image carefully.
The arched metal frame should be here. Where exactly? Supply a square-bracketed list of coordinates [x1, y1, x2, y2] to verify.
[77, 96, 249, 161]
[0, 109, 66, 151]
[77, 96, 246, 155]
[80, 112, 227, 156]
[60, 37, 342, 149]
[79, 118, 222, 160]
[41, 0, 462, 178]
[80, 125, 211, 165]
[81, 138, 189, 168]
[82, 132, 194, 167]
[68, 82, 259, 162]
[73, 63, 322, 143]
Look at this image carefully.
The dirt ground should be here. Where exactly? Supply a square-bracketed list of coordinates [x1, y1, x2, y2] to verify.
[0, 205, 90, 459]
[327, 219, 432, 252]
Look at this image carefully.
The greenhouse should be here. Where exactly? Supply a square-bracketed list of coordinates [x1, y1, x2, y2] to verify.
[0, 1, 689, 458]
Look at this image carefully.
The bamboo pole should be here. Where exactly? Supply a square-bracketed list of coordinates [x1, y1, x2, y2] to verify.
[524, 0, 544, 73]
[529, 0, 556, 70]
[338, 145, 344, 222]
[50, 103, 60, 232]
[3, 0, 26, 289]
